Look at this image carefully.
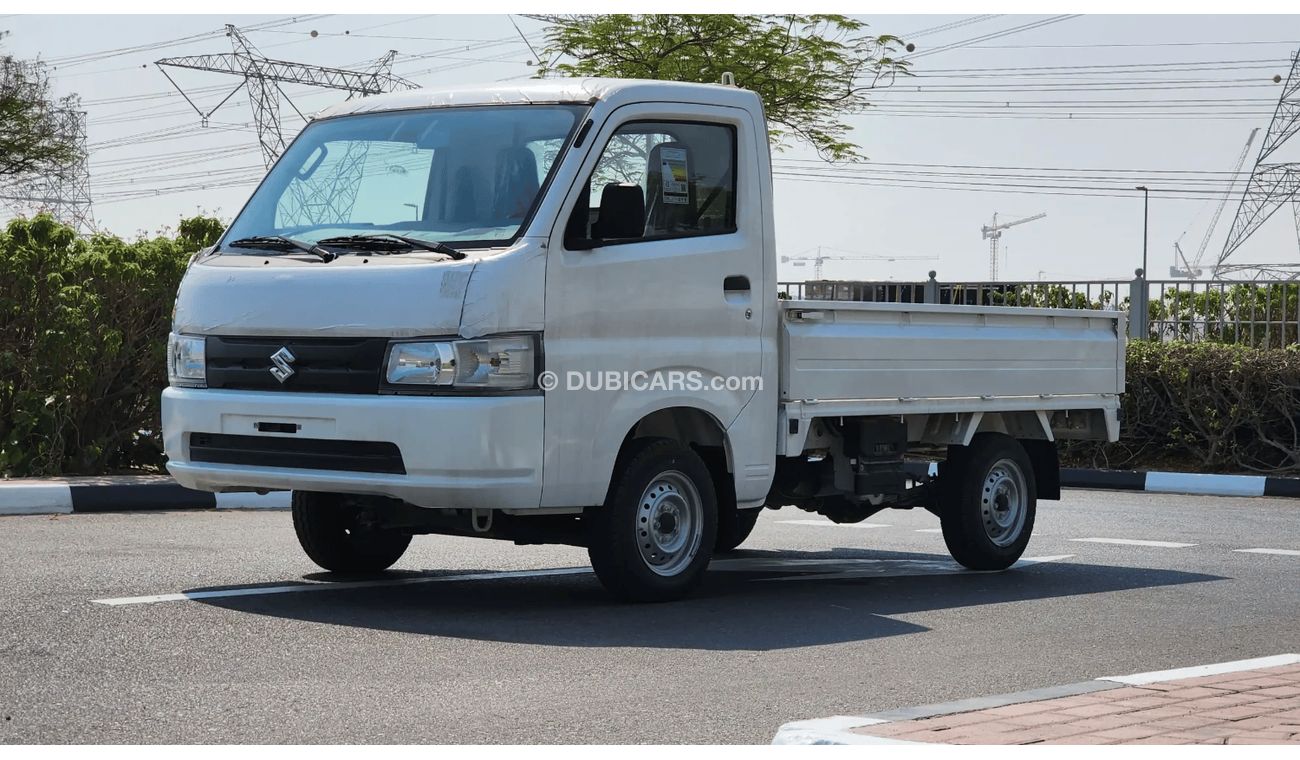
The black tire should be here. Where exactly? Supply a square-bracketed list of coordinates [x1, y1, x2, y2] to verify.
[939, 433, 1037, 571]
[291, 491, 411, 573]
[586, 438, 717, 602]
[715, 506, 760, 553]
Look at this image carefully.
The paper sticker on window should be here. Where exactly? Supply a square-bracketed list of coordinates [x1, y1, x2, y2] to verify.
[659, 147, 690, 205]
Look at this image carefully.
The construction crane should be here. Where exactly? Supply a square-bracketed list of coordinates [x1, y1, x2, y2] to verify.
[779, 246, 938, 279]
[1171, 236, 1202, 279]
[1170, 128, 1260, 279]
[981, 212, 1046, 281]
[1172, 237, 1201, 279]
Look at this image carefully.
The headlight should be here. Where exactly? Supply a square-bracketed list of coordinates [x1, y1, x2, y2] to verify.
[453, 336, 536, 389]
[385, 336, 536, 390]
[167, 333, 206, 387]
[385, 341, 456, 386]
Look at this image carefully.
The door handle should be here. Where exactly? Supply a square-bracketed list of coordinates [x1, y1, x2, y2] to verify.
[723, 275, 751, 292]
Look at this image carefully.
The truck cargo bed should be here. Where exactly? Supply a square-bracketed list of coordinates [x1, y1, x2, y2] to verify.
[779, 300, 1126, 404]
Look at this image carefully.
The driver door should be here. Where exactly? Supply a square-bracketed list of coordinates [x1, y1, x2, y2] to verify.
[540, 102, 768, 508]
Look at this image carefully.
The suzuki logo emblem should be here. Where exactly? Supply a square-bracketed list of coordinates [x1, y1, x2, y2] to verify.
[269, 347, 296, 383]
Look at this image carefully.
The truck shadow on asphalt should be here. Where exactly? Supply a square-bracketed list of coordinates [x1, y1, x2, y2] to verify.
[189, 548, 1223, 651]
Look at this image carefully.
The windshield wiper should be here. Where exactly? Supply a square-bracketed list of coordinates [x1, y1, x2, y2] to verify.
[225, 235, 337, 262]
[315, 234, 467, 260]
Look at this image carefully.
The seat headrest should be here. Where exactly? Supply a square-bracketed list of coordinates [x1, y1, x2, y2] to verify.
[592, 183, 645, 240]
[447, 166, 478, 223]
[493, 146, 540, 220]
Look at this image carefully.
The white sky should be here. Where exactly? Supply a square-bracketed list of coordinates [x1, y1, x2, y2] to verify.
[2, 13, 1298, 282]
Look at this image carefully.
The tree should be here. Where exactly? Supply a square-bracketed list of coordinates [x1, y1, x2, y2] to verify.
[0, 32, 81, 179]
[535, 14, 911, 162]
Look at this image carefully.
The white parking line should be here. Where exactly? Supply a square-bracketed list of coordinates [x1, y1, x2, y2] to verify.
[1098, 653, 1300, 685]
[914, 528, 943, 534]
[1234, 548, 1300, 556]
[95, 550, 1075, 608]
[777, 519, 891, 529]
[92, 567, 591, 607]
[1069, 537, 1197, 548]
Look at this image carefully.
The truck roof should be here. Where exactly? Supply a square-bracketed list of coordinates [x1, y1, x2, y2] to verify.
[316, 77, 763, 119]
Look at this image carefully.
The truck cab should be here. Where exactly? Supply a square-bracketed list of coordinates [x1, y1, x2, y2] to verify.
[163, 79, 1123, 601]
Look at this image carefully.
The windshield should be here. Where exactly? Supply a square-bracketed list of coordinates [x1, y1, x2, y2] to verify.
[221, 104, 587, 251]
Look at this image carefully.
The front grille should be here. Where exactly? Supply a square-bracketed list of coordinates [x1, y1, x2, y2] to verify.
[189, 433, 405, 474]
[205, 336, 388, 394]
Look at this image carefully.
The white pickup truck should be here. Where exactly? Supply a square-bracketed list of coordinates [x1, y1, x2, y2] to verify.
[163, 79, 1124, 601]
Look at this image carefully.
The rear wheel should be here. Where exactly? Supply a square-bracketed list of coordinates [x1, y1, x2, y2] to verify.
[292, 491, 411, 572]
[586, 439, 717, 602]
[939, 433, 1036, 571]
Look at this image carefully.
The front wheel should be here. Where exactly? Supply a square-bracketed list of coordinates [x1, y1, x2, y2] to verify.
[292, 491, 411, 573]
[586, 439, 717, 602]
[939, 433, 1037, 571]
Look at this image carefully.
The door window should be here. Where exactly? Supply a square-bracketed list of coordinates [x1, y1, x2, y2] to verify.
[566, 121, 736, 248]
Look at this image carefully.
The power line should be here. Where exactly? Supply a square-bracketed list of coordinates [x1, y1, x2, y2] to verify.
[902, 15, 1003, 39]
[885, 82, 1281, 93]
[96, 175, 266, 205]
[397, 46, 530, 78]
[909, 15, 1082, 59]
[771, 164, 1251, 191]
[508, 14, 542, 64]
[914, 57, 1290, 76]
[855, 110, 1270, 121]
[44, 16, 331, 69]
[967, 39, 1300, 50]
[246, 15, 448, 41]
[773, 157, 1259, 176]
[49, 16, 429, 79]
[770, 170, 1240, 202]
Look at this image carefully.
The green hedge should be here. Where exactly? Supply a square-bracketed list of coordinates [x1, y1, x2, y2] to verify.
[4, 216, 1299, 478]
[1062, 340, 1300, 475]
[0, 214, 221, 477]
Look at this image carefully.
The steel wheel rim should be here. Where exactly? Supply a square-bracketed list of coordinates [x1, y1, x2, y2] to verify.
[636, 470, 703, 577]
[981, 458, 1027, 547]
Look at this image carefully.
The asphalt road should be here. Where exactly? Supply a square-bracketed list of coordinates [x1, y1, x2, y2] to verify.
[2, 490, 1298, 744]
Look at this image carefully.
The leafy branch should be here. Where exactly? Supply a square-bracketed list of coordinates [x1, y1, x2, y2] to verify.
[536, 14, 912, 162]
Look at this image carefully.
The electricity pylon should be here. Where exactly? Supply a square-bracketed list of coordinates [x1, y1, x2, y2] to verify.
[157, 24, 417, 166]
[1218, 48, 1300, 271]
[1, 108, 95, 235]
[156, 25, 419, 226]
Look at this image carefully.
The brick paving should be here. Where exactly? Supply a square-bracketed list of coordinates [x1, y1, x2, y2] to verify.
[851, 663, 1300, 745]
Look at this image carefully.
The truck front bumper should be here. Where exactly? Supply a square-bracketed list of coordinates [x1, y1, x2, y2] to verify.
[162, 387, 543, 509]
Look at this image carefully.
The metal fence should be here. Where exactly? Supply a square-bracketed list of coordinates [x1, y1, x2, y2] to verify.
[779, 272, 1300, 348]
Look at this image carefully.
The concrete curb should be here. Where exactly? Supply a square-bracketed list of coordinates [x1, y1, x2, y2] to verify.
[772, 654, 1300, 745]
[904, 462, 1300, 500]
[1062, 468, 1300, 498]
[4, 465, 1300, 517]
[0, 476, 287, 516]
